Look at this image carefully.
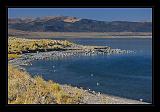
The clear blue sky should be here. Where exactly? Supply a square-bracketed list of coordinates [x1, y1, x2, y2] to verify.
[8, 8, 152, 22]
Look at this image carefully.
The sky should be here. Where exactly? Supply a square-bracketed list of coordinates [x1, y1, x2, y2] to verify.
[8, 8, 152, 22]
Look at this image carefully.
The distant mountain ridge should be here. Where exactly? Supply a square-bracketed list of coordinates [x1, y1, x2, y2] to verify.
[8, 16, 152, 32]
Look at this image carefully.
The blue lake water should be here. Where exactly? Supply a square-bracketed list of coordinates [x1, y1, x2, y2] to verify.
[24, 38, 152, 103]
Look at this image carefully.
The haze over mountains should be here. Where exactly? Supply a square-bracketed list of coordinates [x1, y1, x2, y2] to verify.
[8, 16, 152, 32]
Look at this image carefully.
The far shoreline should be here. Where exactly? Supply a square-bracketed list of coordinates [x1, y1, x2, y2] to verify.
[8, 29, 152, 39]
[9, 35, 152, 39]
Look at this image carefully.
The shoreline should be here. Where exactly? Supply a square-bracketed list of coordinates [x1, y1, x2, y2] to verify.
[61, 84, 149, 104]
[8, 51, 150, 104]
[8, 29, 152, 38]
[9, 35, 152, 39]
[8, 47, 134, 67]
[8, 37, 150, 104]
[19, 36, 152, 40]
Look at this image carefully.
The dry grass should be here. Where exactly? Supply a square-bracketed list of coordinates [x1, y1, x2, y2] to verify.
[8, 64, 82, 104]
[8, 37, 83, 104]
[8, 54, 21, 59]
[8, 36, 74, 54]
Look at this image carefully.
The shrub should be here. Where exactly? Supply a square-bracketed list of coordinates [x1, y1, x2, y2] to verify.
[61, 40, 73, 47]
[54, 91, 72, 104]
[48, 83, 61, 92]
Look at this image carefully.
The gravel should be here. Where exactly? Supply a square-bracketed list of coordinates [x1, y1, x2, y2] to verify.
[61, 85, 149, 104]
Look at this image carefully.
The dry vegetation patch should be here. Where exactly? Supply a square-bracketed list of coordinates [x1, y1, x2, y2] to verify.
[8, 64, 82, 104]
[8, 54, 21, 59]
[8, 37, 73, 54]
[8, 37, 84, 104]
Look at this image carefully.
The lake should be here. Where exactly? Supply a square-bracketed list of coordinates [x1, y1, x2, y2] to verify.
[24, 38, 152, 103]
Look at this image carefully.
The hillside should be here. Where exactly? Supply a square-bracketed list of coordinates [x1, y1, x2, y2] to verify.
[8, 16, 152, 32]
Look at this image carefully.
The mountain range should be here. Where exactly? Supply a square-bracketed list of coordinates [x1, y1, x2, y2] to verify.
[8, 16, 152, 32]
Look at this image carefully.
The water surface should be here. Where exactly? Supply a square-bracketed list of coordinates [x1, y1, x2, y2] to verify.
[24, 38, 152, 103]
